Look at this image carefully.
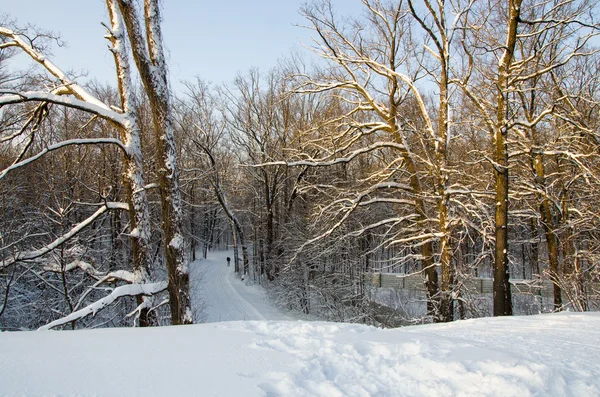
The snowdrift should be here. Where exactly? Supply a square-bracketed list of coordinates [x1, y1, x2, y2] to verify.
[1, 312, 598, 396]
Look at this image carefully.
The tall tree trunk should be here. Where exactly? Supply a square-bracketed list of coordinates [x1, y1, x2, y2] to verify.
[118, 0, 192, 325]
[531, 151, 562, 309]
[203, 211, 209, 259]
[390, 93, 439, 321]
[266, 201, 275, 280]
[106, 0, 155, 326]
[437, 51, 453, 323]
[407, 0, 454, 323]
[231, 222, 240, 273]
[561, 186, 587, 311]
[189, 179, 197, 262]
[236, 223, 250, 276]
[529, 218, 540, 277]
[493, 128, 512, 316]
[492, 0, 522, 317]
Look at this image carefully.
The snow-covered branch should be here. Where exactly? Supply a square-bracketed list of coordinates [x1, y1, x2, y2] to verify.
[42, 260, 100, 275]
[0, 90, 126, 125]
[0, 202, 129, 271]
[72, 270, 136, 312]
[0, 138, 126, 180]
[38, 281, 168, 330]
[0, 27, 109, 110]
[251, 141, 406, 168]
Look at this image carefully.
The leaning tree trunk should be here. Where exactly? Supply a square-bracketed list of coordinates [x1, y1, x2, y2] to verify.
[401, 145, 439, 319]
[407, 0, 455, 323]
[389, 96, 440, 320]
[197, 139, 251, 277]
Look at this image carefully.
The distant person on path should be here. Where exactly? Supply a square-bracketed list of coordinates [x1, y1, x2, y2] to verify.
[226, 257, 231, 267]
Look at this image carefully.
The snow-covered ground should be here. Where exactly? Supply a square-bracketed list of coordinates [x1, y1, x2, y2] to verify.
[1, 313, 599, 396]
[191, 250, 292, 322]
[2, 251, 599, 396]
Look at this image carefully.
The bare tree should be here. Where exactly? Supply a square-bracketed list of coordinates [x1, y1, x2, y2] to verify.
[290, 0, 450, 319]
[187, 81, 253, 276]
[115, 0, 192, 324]
[458, 0, 599, 315]
[0, 23, 159, 326]
[0, 0, 194, 327]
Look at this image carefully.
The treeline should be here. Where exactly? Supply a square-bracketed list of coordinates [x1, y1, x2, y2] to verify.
[1, 0, 600, 330]
[185, 0, 600, 323]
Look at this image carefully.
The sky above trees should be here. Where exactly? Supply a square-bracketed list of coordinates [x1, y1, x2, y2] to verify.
[2, 0, 363, 91]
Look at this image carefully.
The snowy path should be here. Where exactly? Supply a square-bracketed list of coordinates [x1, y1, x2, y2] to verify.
[190, 250, 292, 322]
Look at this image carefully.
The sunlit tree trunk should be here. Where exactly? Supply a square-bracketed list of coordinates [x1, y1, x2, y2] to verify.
[492, 0, 522, 316]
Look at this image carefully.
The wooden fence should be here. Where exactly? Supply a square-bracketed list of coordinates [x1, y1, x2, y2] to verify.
[364, 272, 557, 298]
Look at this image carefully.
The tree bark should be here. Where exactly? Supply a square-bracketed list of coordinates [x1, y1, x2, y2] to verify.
[532, 151, 562, 309]
[118, 0, 192, 324]
[106, 0, 155, 326]
[492, 0, 522, 317]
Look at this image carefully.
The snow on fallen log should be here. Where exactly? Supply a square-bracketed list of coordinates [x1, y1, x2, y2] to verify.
[38, 281, 168, 331]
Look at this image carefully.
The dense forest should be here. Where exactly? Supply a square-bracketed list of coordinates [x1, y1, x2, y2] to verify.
[1, 0, 599, 330]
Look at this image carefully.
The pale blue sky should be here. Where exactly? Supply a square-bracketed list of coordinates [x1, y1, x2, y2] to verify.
[3, 0, 364, 91]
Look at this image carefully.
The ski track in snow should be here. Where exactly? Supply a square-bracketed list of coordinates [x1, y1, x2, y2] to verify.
[190, 250, 292, 323]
